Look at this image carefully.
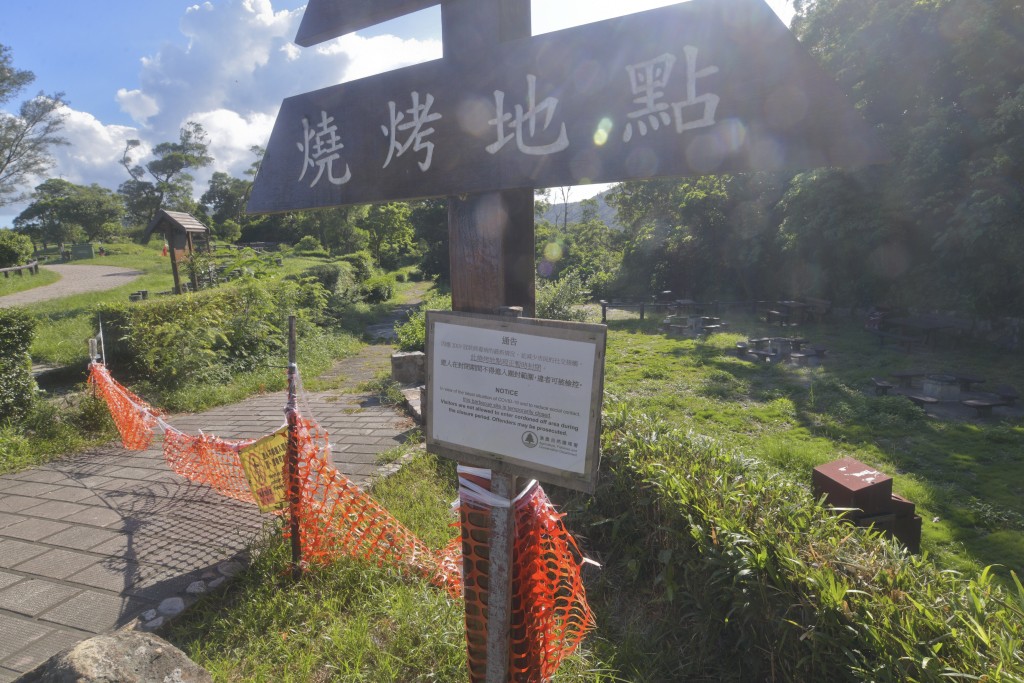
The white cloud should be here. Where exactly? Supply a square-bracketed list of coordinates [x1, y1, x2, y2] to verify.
[0, 0, 445, 226]
[324, 33, 441, 83]
[116, 89, 160, 123]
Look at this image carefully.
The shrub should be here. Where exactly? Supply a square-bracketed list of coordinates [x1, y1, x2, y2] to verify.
[0, 230, 34, 268]
[535, 270, 589, 322]
[340, 251, 376, 283]
[94, 279, 324, 389]
[570, 408, 1024, 681]
[0, 309, 37, 423]
[361, 273, 396, 303]
[294, 263, 345, 294]
[394, 292, 452, 352]
[294, 235, 327, 256]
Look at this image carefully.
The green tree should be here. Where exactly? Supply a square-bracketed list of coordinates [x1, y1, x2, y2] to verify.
[358, 202, 413, 268]
[0, 229, 33, 267]
[14, 179, 124, 246]
[201, 171, 250, 227]
[119, 121, 212, 227]
[410, 198, 448, 282]
[0, 44, 68, 207]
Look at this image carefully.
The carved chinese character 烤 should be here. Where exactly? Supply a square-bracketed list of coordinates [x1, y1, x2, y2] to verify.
[381, 91, 442, 171]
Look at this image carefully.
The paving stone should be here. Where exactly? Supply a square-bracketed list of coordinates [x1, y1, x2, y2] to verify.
[0, 539, 48, 568]
[0, 579, 80, 617]
[65, 560, 141, 593]
[39, 590, 153, 634]
[59, 506, 125, 528]
[34, 526, 121, 552]
[14, 549, 99, 581]
[3, 469, 74, 486]
[35, 486, 106, 505]
[0, 613, 51, 659]
[0, 495, 46, 515]
[2, 482, 63, 497]
[0, 572, 22, 592]
[0, 514, 26, 531]
[0, 666, 21, 682]
[1, 628, 82, 673]
[0, 518, 71, 543]
[18, 501, 90, 521]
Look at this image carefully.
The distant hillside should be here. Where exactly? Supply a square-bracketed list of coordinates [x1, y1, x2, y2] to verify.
[540, 188, 622, 230]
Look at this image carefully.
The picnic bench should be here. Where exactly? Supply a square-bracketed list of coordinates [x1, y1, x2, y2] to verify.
[871, 378, 896, 396]
[962, 398, 1007, 417]
[994, 385, 1019, 406]
[906, 395, 938, 408]
[801, 297, 832, 323]
[889, 371, 924, 388]
[953, 374, 986, 393]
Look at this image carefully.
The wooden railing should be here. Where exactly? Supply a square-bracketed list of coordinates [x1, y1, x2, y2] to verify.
[0, 261, 40, 279]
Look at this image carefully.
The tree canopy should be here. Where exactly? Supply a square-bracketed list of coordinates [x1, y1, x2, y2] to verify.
[0, 44, 67, 208]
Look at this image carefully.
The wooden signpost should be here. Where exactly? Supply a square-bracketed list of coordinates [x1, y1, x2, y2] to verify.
[247, 0, 885, 679]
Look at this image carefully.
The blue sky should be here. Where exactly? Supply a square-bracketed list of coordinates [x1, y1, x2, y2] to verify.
[0, 0, 795, 226]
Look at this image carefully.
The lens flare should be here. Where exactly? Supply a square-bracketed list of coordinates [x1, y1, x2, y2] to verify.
[593, 117, 614, 146]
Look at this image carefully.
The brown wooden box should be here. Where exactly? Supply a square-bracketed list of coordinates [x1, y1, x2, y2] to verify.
[812, 457, 893, 516]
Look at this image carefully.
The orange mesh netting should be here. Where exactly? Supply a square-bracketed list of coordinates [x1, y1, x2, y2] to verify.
[509, 482, 594, 680]
[89, 363, 162, 450]
[287, 414, 462, 598]
[457, 468, 595, 682]
[90, 362, 594, 680]
[162, 430, 259, 505]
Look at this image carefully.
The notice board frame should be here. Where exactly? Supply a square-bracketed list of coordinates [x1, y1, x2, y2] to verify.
[425, 310, 606, 492]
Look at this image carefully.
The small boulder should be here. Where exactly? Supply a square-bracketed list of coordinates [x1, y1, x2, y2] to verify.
[24, 631, 212, 682]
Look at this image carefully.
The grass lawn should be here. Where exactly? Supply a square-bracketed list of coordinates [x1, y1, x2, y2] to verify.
[0, 266, 61, 297]
[160, 306, 1024, 681]
[598, 309, 1024, 577]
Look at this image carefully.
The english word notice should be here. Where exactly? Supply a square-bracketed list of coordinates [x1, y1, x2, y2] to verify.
[425, 311, 606, 492]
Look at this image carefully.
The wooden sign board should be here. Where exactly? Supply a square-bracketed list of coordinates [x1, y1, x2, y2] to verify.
[248, 0, 887, 215]
[425, 311, 606, 493]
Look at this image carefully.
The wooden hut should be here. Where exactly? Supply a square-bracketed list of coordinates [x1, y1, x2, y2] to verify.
[143, 210, 212, 294]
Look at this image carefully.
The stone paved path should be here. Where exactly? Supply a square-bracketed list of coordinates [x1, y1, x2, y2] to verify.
[0, 265, 143, 308]
[0, 298, 423, 681]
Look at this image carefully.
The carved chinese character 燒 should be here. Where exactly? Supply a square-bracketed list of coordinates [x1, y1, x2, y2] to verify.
[297, 110, 352, 187]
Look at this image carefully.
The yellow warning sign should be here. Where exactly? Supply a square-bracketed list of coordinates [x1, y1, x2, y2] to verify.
[239, 427, 290, 513]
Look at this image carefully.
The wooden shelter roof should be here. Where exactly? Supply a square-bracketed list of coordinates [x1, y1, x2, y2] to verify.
[143, 210, 211, 242]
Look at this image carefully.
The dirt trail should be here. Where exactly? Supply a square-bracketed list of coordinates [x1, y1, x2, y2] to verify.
[0, 264, 144, 308]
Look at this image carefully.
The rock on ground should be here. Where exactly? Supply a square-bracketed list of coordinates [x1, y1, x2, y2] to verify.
[21, 631, 212, 683]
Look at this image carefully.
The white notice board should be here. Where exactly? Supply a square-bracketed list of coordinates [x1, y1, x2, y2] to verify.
[425, 311, 606, 492]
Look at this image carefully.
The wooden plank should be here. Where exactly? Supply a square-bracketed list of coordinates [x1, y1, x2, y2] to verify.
[295, 0, 440, 47]
[249, 0, 887, 215]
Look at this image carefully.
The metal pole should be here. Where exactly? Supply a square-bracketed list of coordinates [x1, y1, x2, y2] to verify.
[286, 315, 302, 580]
[486, 305, 523, 683]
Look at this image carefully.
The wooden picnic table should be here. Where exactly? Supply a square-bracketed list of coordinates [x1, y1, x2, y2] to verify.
[887, 315, 969, 347]
[787, 337, 809, 352]
[953, 374, 986, 392]
[890, 370, 925, 388]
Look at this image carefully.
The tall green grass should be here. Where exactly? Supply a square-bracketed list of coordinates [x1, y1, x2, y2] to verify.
[560, 406, 1024, 681]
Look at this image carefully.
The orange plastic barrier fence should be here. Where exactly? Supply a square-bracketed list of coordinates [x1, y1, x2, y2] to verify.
[287, 414, 463, 598]
[457, 469, 594, 682]
[89, 363, 162, 450]
[89, 363, 594, 679]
